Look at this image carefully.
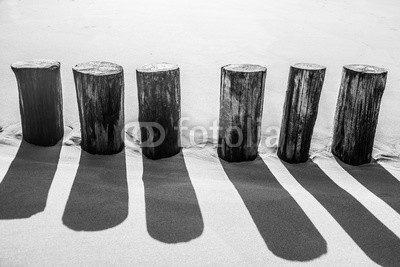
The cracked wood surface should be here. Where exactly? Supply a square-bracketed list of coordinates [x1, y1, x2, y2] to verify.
[11, 59, 64, 146]
[136, 63, 181, 159]
[278, 63, 326, 163]
[73, 61, 125, 154]
[218, 64, 266, 162]
[332, 64, 387, 165]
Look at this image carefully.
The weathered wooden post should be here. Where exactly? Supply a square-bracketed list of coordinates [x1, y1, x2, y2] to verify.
[277, 63, 326, 163]
[11, 60, 64, 146]
[332, 64, 387, 165]
[73, 61, 125, 155]
[218, 64, 266, 162]
[136, 63, 181, 159]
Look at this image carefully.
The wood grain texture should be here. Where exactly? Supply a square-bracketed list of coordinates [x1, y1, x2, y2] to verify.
[11, 59, 64, 146]
[332, 64, 387, 165]
[73, 61, 125, 155]
[136, 63, 181, 160]
[277, 63, 326, 163]
[218, 64, 266, 162]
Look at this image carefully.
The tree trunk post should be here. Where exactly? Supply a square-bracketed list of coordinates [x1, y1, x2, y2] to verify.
[332, 64, 387, 165]
[277, 63, 326, 163]
[136, 63, 181, 160]
[73, 61, 125, 155]
[11, 60, 64, 146]
[217, 64, 267, 162]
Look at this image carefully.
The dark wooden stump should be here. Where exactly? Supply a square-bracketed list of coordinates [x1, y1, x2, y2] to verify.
[11, 60, 64, 146]
[277, 63, 326, 163]
[73, 61, 125, 155]
[136, 63, 181, 160]
[217, 64, 267, 162]
[332, 64, 387, 166]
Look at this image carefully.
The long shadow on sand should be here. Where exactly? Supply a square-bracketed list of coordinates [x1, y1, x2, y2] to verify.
[0, 140, 62, 219]
[336, 158, 400, 214]
[62, 150, 128, 231]
[142, 152, 204, 243]
[283, 160, 400, 266]
[220, 156, 326, 261]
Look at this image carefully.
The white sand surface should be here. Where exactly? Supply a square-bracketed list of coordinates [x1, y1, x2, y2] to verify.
[2, 132, 400, 265]
[0, 0, 399, 156]
[1, 0, 400, 265]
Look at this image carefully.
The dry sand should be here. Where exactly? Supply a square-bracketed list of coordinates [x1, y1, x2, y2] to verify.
[0, 0, 400, 265]
[0, 126, 399, 265]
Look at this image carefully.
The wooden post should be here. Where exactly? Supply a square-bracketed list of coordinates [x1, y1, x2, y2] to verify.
[332, 64, 387, 165]
[218, 64, 266, 162]
[11, 60, 64, 146]
[277, 63, 326, 163]
[136, 63, 181, 160]
[73, 61, 125, 155]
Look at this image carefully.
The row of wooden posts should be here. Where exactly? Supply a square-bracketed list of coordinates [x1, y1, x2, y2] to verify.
[11, 60, 387, 166]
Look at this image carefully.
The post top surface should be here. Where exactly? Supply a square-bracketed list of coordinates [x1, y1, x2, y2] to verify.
[73, 61, 123, 75]
[137, 63, 179, 73]
[344, 64, 387, 74]
[292, 63, 326, 70]
[11, 59, 60, 69]
[223, 64, 266, 72]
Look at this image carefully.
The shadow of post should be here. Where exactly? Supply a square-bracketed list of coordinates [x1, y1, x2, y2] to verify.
[335, 157, 400, 214]
[0, 140, 62, 219]
[220, 156, 326, 261]
[142, 152, 204, 243]
[62, 149, 128, 231]
[282, 160, 400, 266]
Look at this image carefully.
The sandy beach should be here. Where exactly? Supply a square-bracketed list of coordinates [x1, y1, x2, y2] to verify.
[0, 0, 400, 265]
